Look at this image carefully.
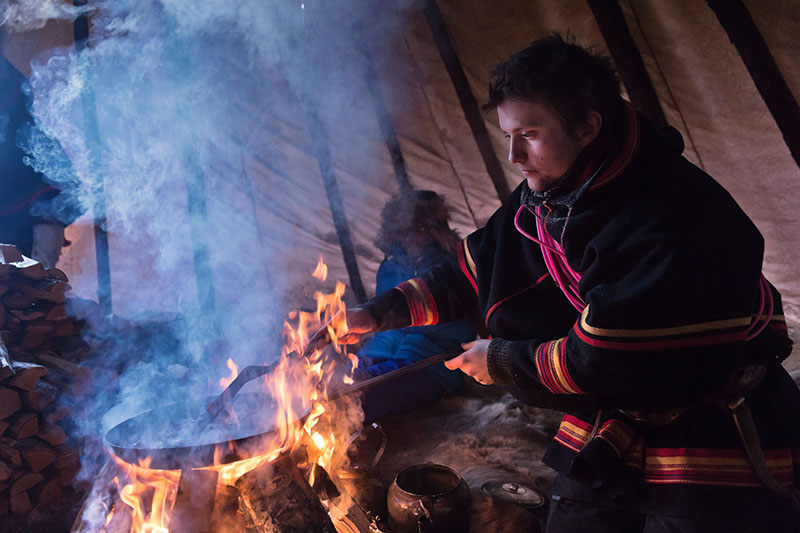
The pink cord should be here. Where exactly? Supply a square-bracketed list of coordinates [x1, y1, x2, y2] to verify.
[514, 205, 586, 311]
[746, 274, 773, 341]
[515, 206, 773, 341]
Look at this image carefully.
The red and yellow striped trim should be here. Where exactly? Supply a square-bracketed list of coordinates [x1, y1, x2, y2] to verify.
[554, 419, 799, 488]
[643, 448, 796, 487]
[534, 338, 584, 395]
[574, 305, 751, 351]
[457, 239, 478, 295]
[553, 415, 593, 452]
[396, 278, 438, 326]
[552, 415, 635, 458]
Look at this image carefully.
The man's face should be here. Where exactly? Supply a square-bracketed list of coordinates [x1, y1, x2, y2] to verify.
[497, 97, 594, 192]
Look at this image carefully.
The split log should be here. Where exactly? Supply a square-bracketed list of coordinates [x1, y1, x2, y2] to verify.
[0, 244, 24, 263]
[210, 483, 248, 533]
[10, 489, 32, 515]
[235, 454, 336, 533]
[49, 319, 76, 337]
[169, 468, 218, 533]
[45, 404, 74, 425]
[0, 438, 22, 467]
[10, 471, 44, 496]
[0, 387, 22, 419]
[39, 422, 69, 446]
[19, 331, 46, 351]
[0, 493, 8, 518]
[53, 444, 80, 470]
[22, 380, 57, 411]
[45, 304, 67, 322]
[70, 460, 120, 533]
[0, 304, 6, 329]
[25, 320, 56, 336]
[16, 278, 69, 303]
[7, 412, 38, 440]
[3, 292, 37, 309]
[36, 351, 78, 374]
[8, 361, 48, 391]
[9, 308, 47, 321]
[104, 496, 134, 533]
[58, 462, 80, 487]
[0, 460, 11, 482]
[0, 338, 14, 382]
[0, 420, 7, 436]
[31, 476, 62, 506]
[16, 438, 57, 472]
[46, 268, 69, 282]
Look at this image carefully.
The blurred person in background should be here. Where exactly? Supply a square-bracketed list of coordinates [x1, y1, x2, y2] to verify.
[356, 190, 475, 423]
[0, 28, 81, 267]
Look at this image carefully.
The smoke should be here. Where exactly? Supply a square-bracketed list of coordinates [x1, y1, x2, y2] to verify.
[1, 0, 86, 31]
[2, 0, 399, 518]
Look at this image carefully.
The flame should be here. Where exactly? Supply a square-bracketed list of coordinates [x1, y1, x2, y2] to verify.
[219, 358, 239, 389]
[312, 254, 328, 281]
[102, 257, 364, 531]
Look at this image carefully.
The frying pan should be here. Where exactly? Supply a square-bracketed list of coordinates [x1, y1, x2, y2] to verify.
[104, 351, 458, 470]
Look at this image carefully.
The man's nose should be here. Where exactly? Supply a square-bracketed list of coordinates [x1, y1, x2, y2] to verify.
[508, 138, 526, 164]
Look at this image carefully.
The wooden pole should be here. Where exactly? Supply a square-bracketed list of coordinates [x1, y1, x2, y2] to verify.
[706, 0, 800, 171]
[587, 0, 668, 127]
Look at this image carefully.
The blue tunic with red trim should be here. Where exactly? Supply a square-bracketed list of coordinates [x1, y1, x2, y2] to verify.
[363, 104, 800, 517]
[0, 57, 81, 255]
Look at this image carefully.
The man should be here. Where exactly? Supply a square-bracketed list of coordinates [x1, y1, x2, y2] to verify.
[342, 34, 800, 531]
[0, 30, 80, 267]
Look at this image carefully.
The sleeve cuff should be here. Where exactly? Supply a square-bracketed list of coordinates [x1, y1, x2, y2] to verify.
[361, 288, 411, 331]
[487, 338, 539, 386]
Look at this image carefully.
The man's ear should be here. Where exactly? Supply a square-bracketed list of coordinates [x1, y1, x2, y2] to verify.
[578, 111, 603, 147]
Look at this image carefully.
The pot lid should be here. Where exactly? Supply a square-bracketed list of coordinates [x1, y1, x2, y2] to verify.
[480, 481, 545, 508]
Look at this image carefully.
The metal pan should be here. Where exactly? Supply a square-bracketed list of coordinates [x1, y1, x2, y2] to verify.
[104, 392, 309, 470]
[104, 350, 459, 470]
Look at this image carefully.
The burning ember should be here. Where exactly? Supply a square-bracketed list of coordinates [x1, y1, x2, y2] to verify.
[96, 258, 364, 532]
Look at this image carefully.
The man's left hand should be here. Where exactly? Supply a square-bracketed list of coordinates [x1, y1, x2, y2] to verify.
[445, 339, 494, 385]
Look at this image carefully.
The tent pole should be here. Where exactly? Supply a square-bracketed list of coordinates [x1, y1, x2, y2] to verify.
[73, 0, 112, 316]
[418, 0, 511, 203]
[352, 19, 412, 193]
[587, 0, 668, 128]
[706, 0, 800, 171]
[300, 96, 368, 303]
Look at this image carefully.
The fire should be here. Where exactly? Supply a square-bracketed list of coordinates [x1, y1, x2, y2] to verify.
[103, 257, 364, 531]
[108, 456, 180, 533]
[219, 358, 239, 389]
[312, 254, 328, 281]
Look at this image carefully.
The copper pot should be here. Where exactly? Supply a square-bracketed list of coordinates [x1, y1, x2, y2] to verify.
[387, 463, 470, 533]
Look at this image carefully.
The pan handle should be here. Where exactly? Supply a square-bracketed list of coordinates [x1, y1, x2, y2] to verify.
[206, 362, 279, 419]
[206, 331, 334, 420]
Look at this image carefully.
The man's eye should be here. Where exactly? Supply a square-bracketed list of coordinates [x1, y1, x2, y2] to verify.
[503, 133, 510, 139]
[521, 131, 536, 139]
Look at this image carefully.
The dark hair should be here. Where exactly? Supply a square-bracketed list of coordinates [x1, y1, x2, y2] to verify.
[484, 33, 623, 137]
[375, 190, 460, 258]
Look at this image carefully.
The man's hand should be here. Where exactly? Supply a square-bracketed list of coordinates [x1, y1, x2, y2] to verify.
[445, 339, 494, 385]
[335, 308, 377, 345]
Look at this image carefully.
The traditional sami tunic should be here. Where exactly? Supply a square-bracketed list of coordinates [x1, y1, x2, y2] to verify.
[363, 102, 800, 518]
[0, 57, 80, 255]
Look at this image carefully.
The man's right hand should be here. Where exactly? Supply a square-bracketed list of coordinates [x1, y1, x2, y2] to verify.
[338, 308, 377, 345]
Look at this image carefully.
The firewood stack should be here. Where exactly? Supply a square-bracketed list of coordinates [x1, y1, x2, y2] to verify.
[0, 244, 84, 518]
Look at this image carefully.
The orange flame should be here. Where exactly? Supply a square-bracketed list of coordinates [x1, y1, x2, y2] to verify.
[103, 257, 364, 531]
[312, 254, 328, 281]
[218, 358, 239, 389]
